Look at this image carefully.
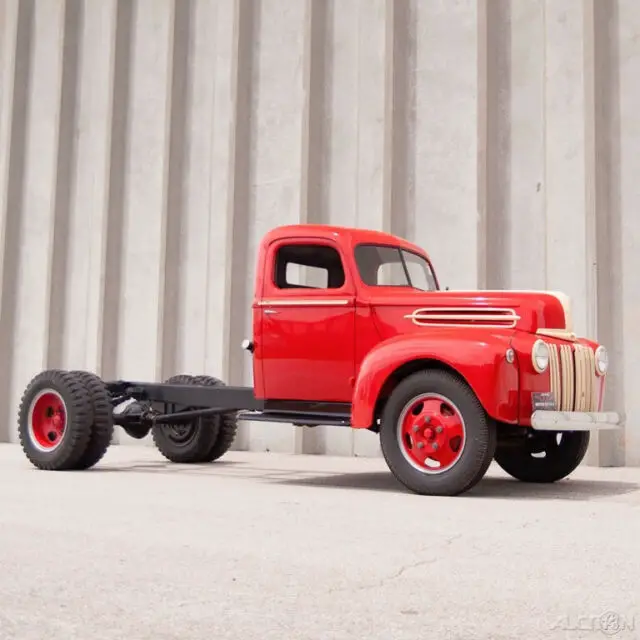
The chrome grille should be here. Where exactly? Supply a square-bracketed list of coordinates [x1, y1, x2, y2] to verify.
[548, 343, 597, 411]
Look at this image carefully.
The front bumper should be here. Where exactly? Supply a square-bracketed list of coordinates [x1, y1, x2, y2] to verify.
[531, 410, 622, 432]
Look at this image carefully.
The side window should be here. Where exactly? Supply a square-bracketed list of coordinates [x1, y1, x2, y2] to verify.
[274, 244, 346, 290]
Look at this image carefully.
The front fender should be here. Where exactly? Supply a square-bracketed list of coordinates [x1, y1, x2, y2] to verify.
[351, 331, 519, 428]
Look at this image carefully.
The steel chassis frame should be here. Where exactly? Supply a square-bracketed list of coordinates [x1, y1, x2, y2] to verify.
[106, 380, 352, 428]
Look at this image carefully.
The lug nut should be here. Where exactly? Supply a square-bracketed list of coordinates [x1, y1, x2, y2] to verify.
[436, 426, 443, 434]
[417, 442, 424, 449]
[432, 443, 439, 450]
[413, 425, 419, 433]
[425, 416, 431, 424]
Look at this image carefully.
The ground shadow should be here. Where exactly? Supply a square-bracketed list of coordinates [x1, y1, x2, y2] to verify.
[80, 458, 639, 502]
[273, 470, 638, 501]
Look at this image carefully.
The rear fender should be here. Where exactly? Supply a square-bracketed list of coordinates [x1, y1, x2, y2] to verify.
[351, 331, 519, 428]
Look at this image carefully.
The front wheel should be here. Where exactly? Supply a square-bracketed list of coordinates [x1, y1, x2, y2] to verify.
[494, 431, 590, 483]
[379, 370, 496, 496]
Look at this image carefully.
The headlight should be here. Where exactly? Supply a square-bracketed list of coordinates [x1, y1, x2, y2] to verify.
[595, 345, 609, 375]
[532, 340, 550, 373]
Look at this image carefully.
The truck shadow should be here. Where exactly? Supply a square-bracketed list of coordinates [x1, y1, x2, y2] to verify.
[91, 460, 638, 501]
[273, 471, 639, 501]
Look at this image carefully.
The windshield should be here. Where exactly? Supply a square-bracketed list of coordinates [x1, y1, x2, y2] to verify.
[354, 244, 438, 291]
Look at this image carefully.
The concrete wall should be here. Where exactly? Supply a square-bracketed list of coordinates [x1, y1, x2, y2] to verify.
[1, 0, 638, 465]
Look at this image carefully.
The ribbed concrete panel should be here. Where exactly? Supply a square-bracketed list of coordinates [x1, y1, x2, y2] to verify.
[64, 0, 118, 373]
[0, 0, 21, 443]
[0, 0, 638, 465]
[618, 0, 640, 465]
[10, 0, 66, 439]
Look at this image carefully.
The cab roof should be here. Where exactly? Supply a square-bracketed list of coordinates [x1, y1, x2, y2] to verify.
[261, 224, 429, 259]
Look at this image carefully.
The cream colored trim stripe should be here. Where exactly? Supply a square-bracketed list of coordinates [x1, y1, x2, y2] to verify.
[405, 307, 520, 328]
[537, 328, 577, 341]
[259, 299, 351, 307]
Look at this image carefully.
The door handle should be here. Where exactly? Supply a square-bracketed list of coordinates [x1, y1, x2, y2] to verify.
[264, 309, 278, 315]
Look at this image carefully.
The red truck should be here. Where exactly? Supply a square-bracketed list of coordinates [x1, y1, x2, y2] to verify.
[17, 224, 621, 495]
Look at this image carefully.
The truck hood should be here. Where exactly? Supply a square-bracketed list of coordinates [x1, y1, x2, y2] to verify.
[366, 289, 573, 338]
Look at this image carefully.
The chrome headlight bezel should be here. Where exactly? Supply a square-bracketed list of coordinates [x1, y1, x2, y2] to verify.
[595, 345, 609, 376]
[532, 339, 550, 373]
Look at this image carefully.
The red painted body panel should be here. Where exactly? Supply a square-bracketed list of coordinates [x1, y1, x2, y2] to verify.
[253, 230, 357, 402]
[260, 302, 356, 401]
[350, 330, 519, 428]
[249, 224, 606, 430]
[509, 331, 552, 425]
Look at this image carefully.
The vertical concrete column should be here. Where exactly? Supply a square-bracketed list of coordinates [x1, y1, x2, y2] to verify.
[506, 1, 546, 290]
[321, 0, 360, 456]
[0, 0, 20, 442]
[0, 0, 19, 249]
[617, 0, 640, 465]
[66, 0, 119, 374]
[99, 0, 135, 391]
[243, 0, 309, 453]
[321, 0, 388, 458]
[224, 0, 257, 452]
[178, 0, 227, 376]
[412, 0, 481, 291]
[582, 0, 625, 466]
[543, 0, 591, 338]
[294, 0, 331, 455]
[45, 0, 83, 370]
[10, 0, 66, 439]
[480, 0, 540, 291]
[61, 0, 117, 371]
[117, 0, 175, 442]
[352, 0, 392, 458]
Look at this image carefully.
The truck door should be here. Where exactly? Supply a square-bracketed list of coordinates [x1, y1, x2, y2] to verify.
[258, 238, 356, 402]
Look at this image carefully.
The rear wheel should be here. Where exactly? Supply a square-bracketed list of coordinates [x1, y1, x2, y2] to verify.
[379, 370, 496, 496]
[69, 371, 114, 469]
[18, 370, 94, 470]
[151, 374, 223, 463]
[494, 431, 590, 483]
[192, 375, 238, 461]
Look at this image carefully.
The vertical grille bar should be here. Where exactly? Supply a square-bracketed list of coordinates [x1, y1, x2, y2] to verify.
[560, 345, 575, 410]
[548, 344, 561, 410]
[573, 344, 597, 412]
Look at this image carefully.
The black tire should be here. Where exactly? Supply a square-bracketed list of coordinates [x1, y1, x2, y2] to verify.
[69, 371, 114, 470]
[192, 375, 238, 462]
[18, 369, 94, 470]
[151, 374, 221, 463]
[379, 369, 497, 496]
[494, 431, 590, 483]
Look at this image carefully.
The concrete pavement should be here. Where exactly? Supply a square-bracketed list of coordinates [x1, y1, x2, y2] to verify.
[0, 442, 639, 640]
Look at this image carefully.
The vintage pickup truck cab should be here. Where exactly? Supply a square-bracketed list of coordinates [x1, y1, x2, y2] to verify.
[16, 223, 621, 496]
[245, 224, 620, 494]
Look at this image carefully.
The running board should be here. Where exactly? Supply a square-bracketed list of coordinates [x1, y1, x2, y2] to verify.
[237, 410, 351, 427]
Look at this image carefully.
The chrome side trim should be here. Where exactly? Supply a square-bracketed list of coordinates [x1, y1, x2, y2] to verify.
[258, 299, 351, 307]
[405, 307, 520, 329]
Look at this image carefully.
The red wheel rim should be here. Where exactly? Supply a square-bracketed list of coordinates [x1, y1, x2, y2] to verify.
[27, 390, 67, 452]
[397, 393, 466, 474]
